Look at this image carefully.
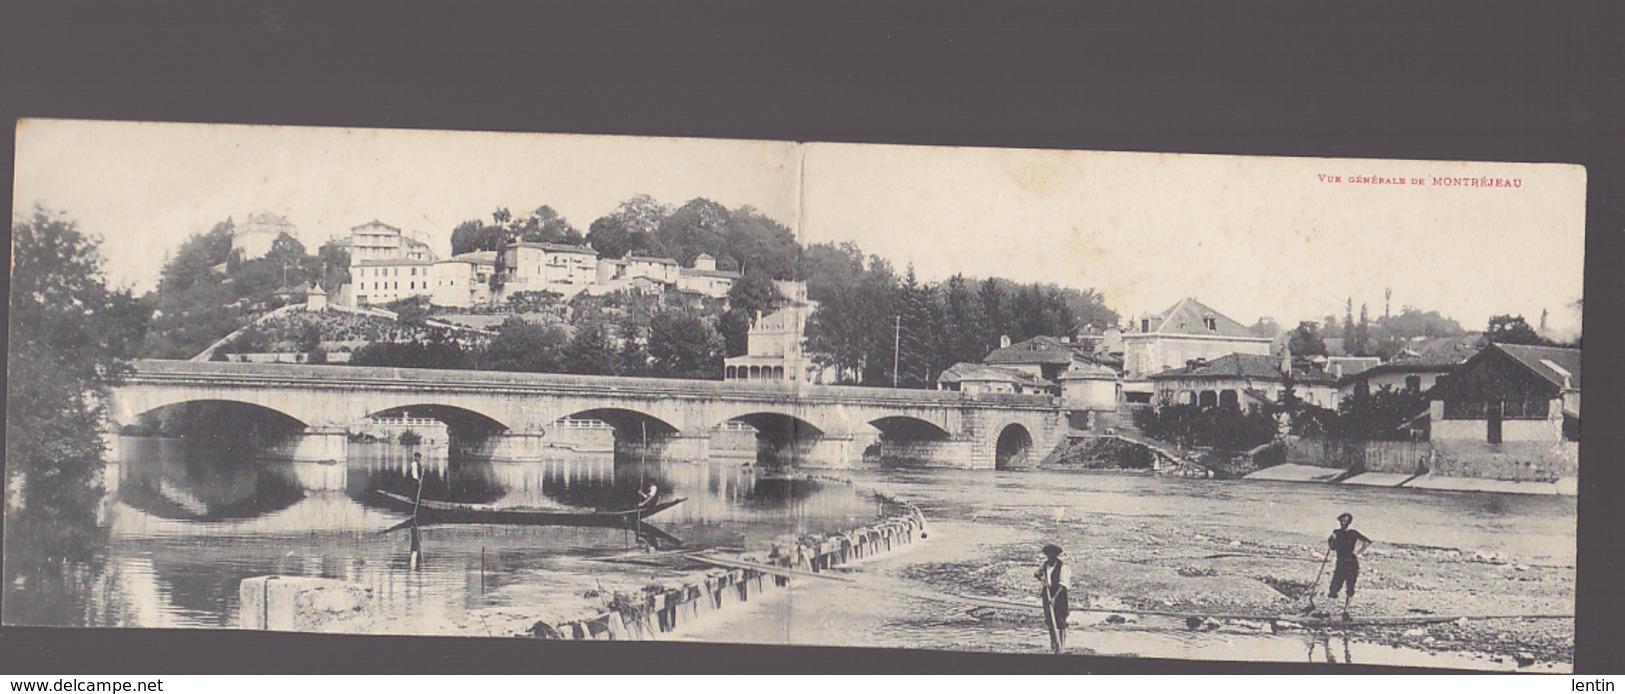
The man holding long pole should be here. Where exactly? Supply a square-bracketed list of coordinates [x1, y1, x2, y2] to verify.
[1034, 544, 1071, 654]
[1327, 512, 1372, 621]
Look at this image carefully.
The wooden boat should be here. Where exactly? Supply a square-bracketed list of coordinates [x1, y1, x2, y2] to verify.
[375, 490, 684, 528]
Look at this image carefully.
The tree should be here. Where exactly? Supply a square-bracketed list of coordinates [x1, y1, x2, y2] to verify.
[450, 219, 505, 255]
[648, 309, 725, 379]
[720, 205, 799, 279]
[1342, 298, 1356, 351]
[895, 265, 943, 388]
[6, 208, 151, 625]
[1486, 314, 1546, 345]
[653, 198, 731, 266]
[159, 219, 234, 294]
[1287, 321, 1328, 357]
[585, 194, 669, 259]
[799, 241, 865, 302]
[315, 239, 352, 292]
[478, 319, 570, 373]
[1353, 303, 1373, 356]
[512, 205, 584, 246]
[941, 274, 993, 366]
[719, 271, 783, 356]
[566, 311, 620, 375]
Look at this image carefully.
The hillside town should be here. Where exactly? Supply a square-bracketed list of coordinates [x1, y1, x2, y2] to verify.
[200, 210, 1582, 494]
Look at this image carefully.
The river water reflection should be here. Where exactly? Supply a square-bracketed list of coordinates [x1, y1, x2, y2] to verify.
[75, 437, 881, 630]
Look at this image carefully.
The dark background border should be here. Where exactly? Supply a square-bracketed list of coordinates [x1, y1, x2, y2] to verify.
[2, 0, 1621, 675]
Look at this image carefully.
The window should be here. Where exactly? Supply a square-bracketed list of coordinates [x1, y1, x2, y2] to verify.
[1204, 317, 1217, 332]
[1405, 375, 1422, 392]
[1141, 319, 1151, 333]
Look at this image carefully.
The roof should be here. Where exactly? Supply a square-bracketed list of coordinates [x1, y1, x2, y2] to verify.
[351, 219, 400, 232]
[627, 255, 679, 266]
[1395, 333, 1486, 366]
[984, 335, 1093, 366]
[680, 267, 741, 279]
[1149, 352, 1336, 385]
[1131, 298, 1264, 340]
[509, 241, 598, 255]
[1335, 356, 1460, 387]
[245, 212, 293, 227]
[1492, 343, 1581, 390]
[1060, 360, 1118, 381]
[937, 362, 1056, 389]
[353, 258, 433, 267]
[444, 250, 498, 265]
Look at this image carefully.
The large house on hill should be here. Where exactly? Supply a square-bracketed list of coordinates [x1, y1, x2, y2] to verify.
[1121, 298, 1274, 402]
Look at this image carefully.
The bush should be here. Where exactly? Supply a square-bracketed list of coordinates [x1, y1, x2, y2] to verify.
[398, 430, 423, 446]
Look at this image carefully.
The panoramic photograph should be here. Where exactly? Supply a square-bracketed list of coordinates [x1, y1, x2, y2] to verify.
[6, 120, 1584, 670]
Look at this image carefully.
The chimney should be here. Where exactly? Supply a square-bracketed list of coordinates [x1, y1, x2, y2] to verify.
[1000, 335, 1012, 349]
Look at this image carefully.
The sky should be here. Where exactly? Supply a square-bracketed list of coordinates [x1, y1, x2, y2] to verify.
[13, 119, 1586, 339]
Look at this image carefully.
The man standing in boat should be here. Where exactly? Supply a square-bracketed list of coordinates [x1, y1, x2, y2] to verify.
[1035, 544, 1071, 654]
[1327, 512, 1372, 621]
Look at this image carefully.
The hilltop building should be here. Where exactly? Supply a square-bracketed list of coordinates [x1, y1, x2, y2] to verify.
[1121, 298, 1274, 402]
[676, 253, 742, 298]
[349, 220, 435, 264]
[232, 212, 298, 260]
[430, 251, 498, 308]
[501, 241, 599, 298]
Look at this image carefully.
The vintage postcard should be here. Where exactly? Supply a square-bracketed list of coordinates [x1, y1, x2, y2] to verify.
[7, 119, 1584, 670]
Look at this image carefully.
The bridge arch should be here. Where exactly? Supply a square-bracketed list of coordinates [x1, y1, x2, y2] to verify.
[119, 397, 312, 431]
[868, 415, 951, 442]
[557, 407, 681, 440]
[994, 422, 1034, 470]
[357, 403, 512, 435]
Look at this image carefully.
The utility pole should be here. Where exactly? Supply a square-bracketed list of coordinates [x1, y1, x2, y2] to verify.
[893, 315, 901, 388]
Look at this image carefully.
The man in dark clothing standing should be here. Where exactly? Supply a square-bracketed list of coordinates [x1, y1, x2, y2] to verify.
[1327, 512, 1372, 621]
[1035, 544, 1071, 654]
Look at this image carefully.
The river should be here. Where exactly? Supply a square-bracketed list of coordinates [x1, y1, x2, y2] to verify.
[13, 437, 1577, 670]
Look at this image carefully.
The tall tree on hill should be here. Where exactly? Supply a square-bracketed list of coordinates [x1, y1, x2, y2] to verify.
[799, 241, 865, 302]
[653, 198, 731, 267]
[159, 220, 235, 294]
[450, 219, 506, 255]
[7, 209, 151, 625]
[513, 205, 585, 246]
[316, 239, 352, 292]
[585, 194, 669, 259]
[721, 206, 799, 279]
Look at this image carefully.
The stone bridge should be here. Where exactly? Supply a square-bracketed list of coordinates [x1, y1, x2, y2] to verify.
[110, 360, 1068, 469]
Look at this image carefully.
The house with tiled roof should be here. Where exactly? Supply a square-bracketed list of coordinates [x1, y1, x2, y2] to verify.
[936, 362, 1058, 396]
[1425, 342, 1579, 483]
[1121, 298, 1274, 401]
[983, 335, 1098, 382]
[1148, 352, 1339, 411]
[1337, 333, 1485, 400]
